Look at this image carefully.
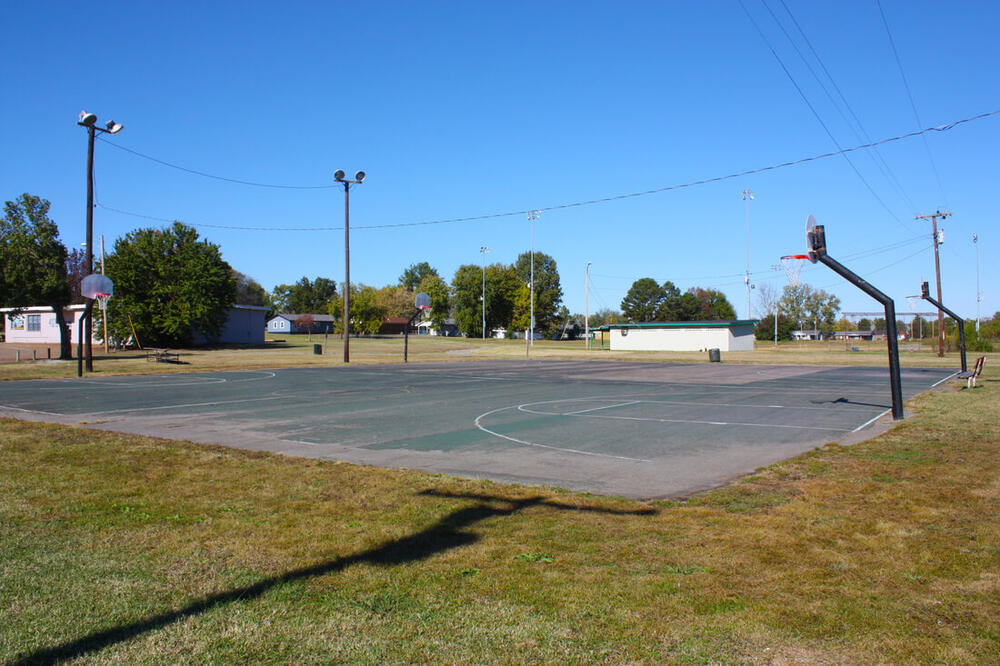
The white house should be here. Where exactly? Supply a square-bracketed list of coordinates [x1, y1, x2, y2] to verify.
[267, 313, 336, 334]
[4, 304, 268, 346]
[1, 305, 94, 344]
[594, 320, 758, 352]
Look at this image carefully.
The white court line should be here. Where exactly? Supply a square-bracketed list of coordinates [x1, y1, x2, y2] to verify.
[0, 403, 65, 417]
[852, 409, 892, 432]
[516, 406, 852, 432]
[84, 394, 287, 416]
[50, 371, 277, 390]
[474, 405, 650, 462]
[604, 398, 879, 412]
[564, 401, 641, 415]
[931, 371, 960, 388]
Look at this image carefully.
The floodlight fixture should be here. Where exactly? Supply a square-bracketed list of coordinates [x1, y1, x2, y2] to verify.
[334, 169, 346, 181]
[104, 120, 123, 134]
[355, 171, 366, 182]
[78, 111, 97, 126]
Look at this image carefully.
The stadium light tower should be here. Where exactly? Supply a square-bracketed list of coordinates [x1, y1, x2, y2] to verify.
[973, 233, 981, 334]
[742, 189, 754, 320]
[527, 210, 540, 351]
[480, 246, 490, 339]
[334, 169, 366, 363]
[77, 111, 123, 372]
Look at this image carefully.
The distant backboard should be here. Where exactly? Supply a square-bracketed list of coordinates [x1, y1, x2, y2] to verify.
[415, 292, 431, 310]
[81, 273, 114, 299]
[805, 214, 824, 263]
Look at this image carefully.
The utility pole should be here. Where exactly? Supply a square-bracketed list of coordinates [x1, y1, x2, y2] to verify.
[526, 210, 540, 357]
[585, 261, 591, 349]
[915, 210, 951, 357]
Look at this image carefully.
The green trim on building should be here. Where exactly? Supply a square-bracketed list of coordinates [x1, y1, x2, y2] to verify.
[593, 320, 758, 331]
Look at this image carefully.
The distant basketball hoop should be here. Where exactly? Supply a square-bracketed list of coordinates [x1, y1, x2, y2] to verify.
[779, 255, 809, 286]
[415, 292, 431, 310]
[81, 273, 114, 300]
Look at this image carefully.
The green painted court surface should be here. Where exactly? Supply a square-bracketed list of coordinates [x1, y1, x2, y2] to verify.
[0, 361, 957, 498]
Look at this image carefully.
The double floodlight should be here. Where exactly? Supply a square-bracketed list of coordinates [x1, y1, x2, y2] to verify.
[77, 110, 124, 134]
[334, 169, 366, 183]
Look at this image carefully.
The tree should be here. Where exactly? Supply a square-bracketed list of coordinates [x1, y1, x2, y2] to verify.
[66, 248, 87, 305]
[873, 317, 886, 332]
[755, 282, 780, 318]
[417, 273, 451, 332]
[104, 222, 237, 347]
[778, 283, 840, 334]
[513, 251, 563, 336]
[0, 194, 73, 359]
[452, 263, 518, 337]
[295, 313, 315, 340]
[621, 278, 664, 322]
[271, 277, 337, 314]
[326, 284, 385, 336]
[754, 313, 796, 341]
[588, 308, 622, 328]
[374, 285, 415, 318]
[654, 281, 684, 320]
[233, 271, 268, 307]
[857, 317, 872, 331]
[399, 262, 440, 291]
[688, 287, 736, 320]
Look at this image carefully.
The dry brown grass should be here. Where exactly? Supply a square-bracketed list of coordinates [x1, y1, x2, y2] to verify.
[0, 334, 967, 382]
[1, 362, 996, 663]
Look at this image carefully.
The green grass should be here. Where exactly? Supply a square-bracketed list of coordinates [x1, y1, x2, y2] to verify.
[0, 334, 971, 381]
[1, 365, 997, 663]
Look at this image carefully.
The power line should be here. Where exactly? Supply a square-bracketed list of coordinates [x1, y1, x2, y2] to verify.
[96, 137, 339, 190]
[777, 0, 917, 214]
[876, 0, 949, 206]
[741, 0, 909, 230]
[95, 108, 999, 233]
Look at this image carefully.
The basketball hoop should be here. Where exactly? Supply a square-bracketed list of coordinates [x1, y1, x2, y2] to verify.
[95, 292, 111, 310]
[906, 295, 922, 312]
[780, 255, 809, 286]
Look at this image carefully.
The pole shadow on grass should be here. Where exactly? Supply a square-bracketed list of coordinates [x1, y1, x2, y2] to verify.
[11, 491, 655, 665]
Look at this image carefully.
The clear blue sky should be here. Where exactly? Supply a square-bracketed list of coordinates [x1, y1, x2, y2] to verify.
[2, 1, 997, 322]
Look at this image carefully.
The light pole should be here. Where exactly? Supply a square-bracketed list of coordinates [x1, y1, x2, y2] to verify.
[77, 111, 123, 371]
[742, 189, 754, 320]
[480, 246, 490, 339]
[584, 261, 592, 349]
[527, 210, 540, 350]
[973, 233, 981, 334]
[334, 169, 366, 363]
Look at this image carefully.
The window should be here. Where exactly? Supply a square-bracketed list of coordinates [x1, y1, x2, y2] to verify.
[27, 315, 40, 331]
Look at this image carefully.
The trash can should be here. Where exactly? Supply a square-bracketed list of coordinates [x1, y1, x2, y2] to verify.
[313, 344, 322, 355]
[708, 348, 721, 363]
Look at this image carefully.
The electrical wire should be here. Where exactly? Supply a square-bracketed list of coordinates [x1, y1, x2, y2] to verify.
[95, 137, 339, 190]
[777, 0, 918, 214]
[876, 0, 949, 206]
[740, 0, 910, 231]
[95, 108, 999, 233]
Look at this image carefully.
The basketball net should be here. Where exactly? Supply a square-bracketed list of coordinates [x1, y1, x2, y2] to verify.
[95, 293, 110, 311]
[906, 295, 922, 312]
[780, 255, 809, 286]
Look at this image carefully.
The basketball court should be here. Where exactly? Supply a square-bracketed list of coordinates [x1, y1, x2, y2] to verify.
[0, 360, 956, 498]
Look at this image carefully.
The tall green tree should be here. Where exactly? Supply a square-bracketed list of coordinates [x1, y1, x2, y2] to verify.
[621, 278, 664, 322]
[513, 251, 563, 336]
[327, 284, 386, 335]
[233, 271, 269, 307]
[452, 263, 518, 337]
[271, 277, 337, 314]
[0, 194, 73, 359]
[778, 283, 840, 334]
[398, 262, 440, 291]
[417, 273, 451, 332]
[688, 287, 737, 320]
[104, 222, 237, 347]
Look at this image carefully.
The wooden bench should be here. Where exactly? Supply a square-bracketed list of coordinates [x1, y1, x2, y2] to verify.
[146, 348, 180, 363]
[957, 356, 986, 389]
